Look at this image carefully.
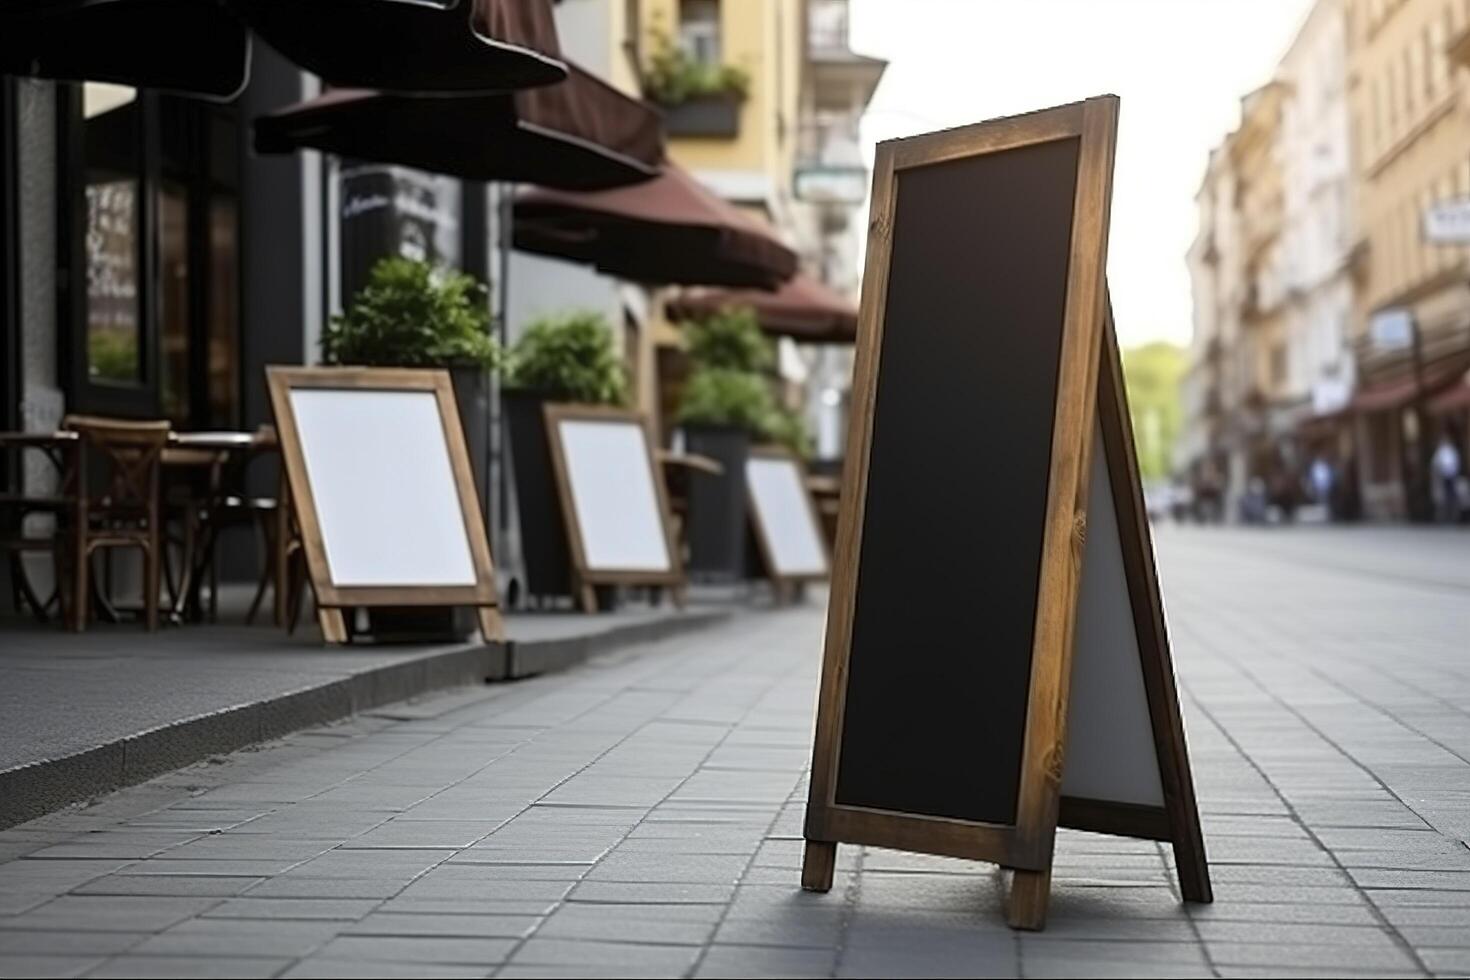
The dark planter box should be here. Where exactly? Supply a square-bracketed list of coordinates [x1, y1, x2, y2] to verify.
[684, 424, 750, 582]
[503, 389, 574, 604]
[361, 606, 477, 643]
[662, 94, 741, 138]
[449, 365, 492, 521]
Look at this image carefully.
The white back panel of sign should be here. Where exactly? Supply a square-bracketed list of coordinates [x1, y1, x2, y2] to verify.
[289, 387, 477, 588]
[1061, 421, 1166, 808]
[558, 419, 672, 573]
[746, 456, 828, 577]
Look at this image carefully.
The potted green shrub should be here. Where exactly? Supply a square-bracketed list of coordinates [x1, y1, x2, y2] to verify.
[501, 311, 627, 606]
[641, 31, 750, 138]
[677, 307, 775, 581]
[321, 256, 499, 640]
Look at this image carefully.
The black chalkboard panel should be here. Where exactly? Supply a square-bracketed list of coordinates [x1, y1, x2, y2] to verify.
[833, 136, 1081, 825]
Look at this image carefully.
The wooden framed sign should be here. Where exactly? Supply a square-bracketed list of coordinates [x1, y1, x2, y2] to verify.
[801, 96, 1210, 930]
[745, 446, 829, 601]
[266, 366, 502, 645]
[542, 404, 685, 613]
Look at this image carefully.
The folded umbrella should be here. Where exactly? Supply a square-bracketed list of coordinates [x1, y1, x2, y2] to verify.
[253, 63, 664, 190]
[229, 0, 566, 94]
[667, 272, 858, 343]
[0, 0, 251, 100]
[513, 162, 798, 289]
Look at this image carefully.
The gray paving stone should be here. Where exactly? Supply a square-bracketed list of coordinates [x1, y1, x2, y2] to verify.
[535, 903, 720, 945]
[281, 960, 489, 979]
[199, 897, 379, 921]
[0, 954, 105, 978]
[71, 875, 263, 898]
[694, 943, 837, 977]
[0, 896, 219, 933]
[508, 937, 701, 972]
[84, 954, 291, 978]
[342, 912, 540, 939]
[0, 930, 146, 956]
[127, 918, 341, 958]
[310, 934, 516, 965]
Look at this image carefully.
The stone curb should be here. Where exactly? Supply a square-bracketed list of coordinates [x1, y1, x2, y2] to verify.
[0, 608, 730, 830]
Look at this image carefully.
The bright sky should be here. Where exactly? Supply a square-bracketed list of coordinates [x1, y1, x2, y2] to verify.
[848, 0, 1315, 349]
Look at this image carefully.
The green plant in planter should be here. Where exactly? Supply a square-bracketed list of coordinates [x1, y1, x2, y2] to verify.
[762, 403, 813, 459]
[504, 311, 627, 405]
[684, 305, 773, 373]
[678, 367, 776, 434]
[322, 257, 498, 370]
[642, 31, 751, 106]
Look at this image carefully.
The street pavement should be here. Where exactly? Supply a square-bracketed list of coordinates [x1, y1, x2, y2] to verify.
[0, 526, 1467, 978]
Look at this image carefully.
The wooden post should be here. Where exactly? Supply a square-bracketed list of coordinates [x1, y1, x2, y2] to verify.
[317, 607, 348, 644]
[801, 840, 837, 892]
[1007, 868, 1052, 930]
[478, 606, 505, 644]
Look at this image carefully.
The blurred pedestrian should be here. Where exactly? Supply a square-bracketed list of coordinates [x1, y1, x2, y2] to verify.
[1433, 434, 1462, 523]
[1310, 454, 1334, 516]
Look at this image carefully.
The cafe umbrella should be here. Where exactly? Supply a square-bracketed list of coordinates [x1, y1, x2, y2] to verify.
[0, 0, 252, 100]
[253, 64, 663, 190]
[228, 0, 566, 95]
[666, 271, 859, 343]
[512, 162, 799, 288]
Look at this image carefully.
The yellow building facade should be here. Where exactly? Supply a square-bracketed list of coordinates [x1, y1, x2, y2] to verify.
[638, 0, 804, 220]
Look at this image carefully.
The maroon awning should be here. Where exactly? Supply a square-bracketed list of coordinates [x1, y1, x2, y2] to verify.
[253, 64, 663, 190]
[0, 0, 251, 100]
[230, 0, 566, 94]
[1430, 379, 1470, 414]
[512, 163, 798, 288]
[1352, 355, 1470, 413]
[666, 272, 858, 343]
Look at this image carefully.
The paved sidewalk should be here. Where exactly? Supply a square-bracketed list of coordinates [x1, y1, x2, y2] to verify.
[0, 527, 1467, 977]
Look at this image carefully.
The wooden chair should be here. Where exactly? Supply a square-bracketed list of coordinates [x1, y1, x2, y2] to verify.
[0, 435, 80, 622]
[62, 415, 171, 631]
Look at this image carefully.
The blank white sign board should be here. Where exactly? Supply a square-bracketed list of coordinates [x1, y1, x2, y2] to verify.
[746, 456, 828, 578]
[1061, 420, 1166, 807]
[556, 418, 673, 573]
[289, 388, 477, 587]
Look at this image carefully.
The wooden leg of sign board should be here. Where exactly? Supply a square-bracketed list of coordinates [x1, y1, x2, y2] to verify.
[477, 606, 505, 644]
[317, 607, 348, 645]
[670, 583, 687, 609]
[800, 840, 836, 892]
[1007, 868, 1052, 931]
[577, 580, 599, 614]
[1098, 294, 1212, 904]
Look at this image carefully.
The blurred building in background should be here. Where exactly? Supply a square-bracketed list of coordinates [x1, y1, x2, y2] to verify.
[1182, 0, 1470, 522]
[642, 0, 883, 464]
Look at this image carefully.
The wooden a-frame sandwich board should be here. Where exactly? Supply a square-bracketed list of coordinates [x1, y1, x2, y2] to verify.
[799, 96, 1210, 931]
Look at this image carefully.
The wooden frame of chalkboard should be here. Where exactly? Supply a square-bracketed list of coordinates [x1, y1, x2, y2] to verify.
[542, 403, 686, 613]
[800, 96, 1207, 930]
[266, 366, 503, 645]
[1091, 296, 1211, 906]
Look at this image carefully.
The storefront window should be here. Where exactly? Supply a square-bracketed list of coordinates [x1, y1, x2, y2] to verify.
[159, 181, 190, 420]
[82, 83, 141, 386]
[207, 196, 239, 428]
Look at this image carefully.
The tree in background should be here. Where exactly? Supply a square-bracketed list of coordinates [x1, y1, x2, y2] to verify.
[1121, 342, 1185, 483]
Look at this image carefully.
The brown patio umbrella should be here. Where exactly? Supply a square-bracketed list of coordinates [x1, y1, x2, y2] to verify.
[0, 0, 251, 100]
[512, 163, 799, 288]
[666, 272, 858, 343]
[253, 64, 664, 190]
[229, 0, 566, 94]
